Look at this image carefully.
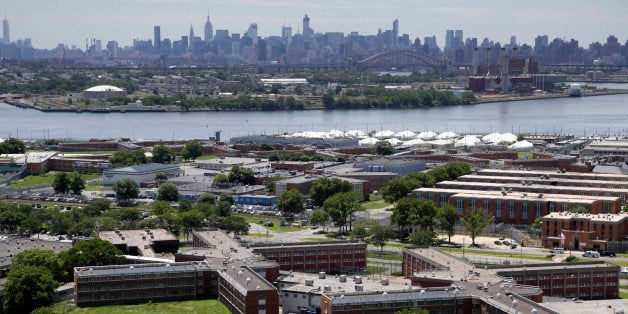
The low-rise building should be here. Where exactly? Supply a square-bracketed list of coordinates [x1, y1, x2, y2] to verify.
[541, 212, 628, 250]
[103, 163, 182, 186]
[98, 229, 179, 257]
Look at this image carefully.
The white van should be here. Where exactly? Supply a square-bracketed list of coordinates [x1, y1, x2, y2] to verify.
[550, 247, 565, 254]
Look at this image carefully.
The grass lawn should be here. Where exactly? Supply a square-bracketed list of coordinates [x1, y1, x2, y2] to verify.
[52, 299, 230, 314]
[620, 291, 628, 299]
[300, 237, 338, 242]
[361, 199, 392, 211]
[367, 252, 403, 261]
[610, 260, 628, 267]
[241, 216, 305, 233]
[195, 155, 218, 161]
[367, 265, 387, 274]
[436, 247, 551, 262]
[9, 172, 101, 188]
[246, 232, 275, 238]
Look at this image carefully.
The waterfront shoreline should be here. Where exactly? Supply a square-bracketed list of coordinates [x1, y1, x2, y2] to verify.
[2, 89, 627, 113]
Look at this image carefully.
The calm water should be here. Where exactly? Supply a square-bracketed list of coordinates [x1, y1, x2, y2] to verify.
[1, 84, 627, 141]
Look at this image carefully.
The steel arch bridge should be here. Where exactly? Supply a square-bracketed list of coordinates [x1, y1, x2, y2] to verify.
[355, 50, 449, 73]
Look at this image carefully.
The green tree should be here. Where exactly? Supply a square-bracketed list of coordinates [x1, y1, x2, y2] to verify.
[90, 198, 111, 211]
[322, 191, 362, 232]
[3, 265, 59, 314]
[309, 210, 329, 230]
[460, 91, 476, 105]
[69, 172, 86, 195]
[0, 137, 26, 154]
[180, 209, 205, 240]
[408, 229, 435, 246]
[277, 189, 305, 217]
[152, 145, 174, 164]
[58, 238, 125, 280]
[568, 205, 588, 214]
[322, 92, 335, 108]
[374, 140, 394, 155]
[11, 249, 66, 282]
[381, 178, 411, 203]
[196, 192, 217, 204]
[221, 215, 250, 235]
[228, 165, 255, 185]
[461, 208, 494, 246]
[259, 143, 274, 151]
[351, 226, 368, 241]
[212, 173, 230, 187]
[154, 172, 168, 183]
[264, 175, 285, 193]
[309, 177, 353, 207]
[182, 140, 204, 161]
[438, 205, 459, 243]
[407, 198, 437, 232]
[444, 162, 472, 180]
[52, 172, 70, 194]
[157, 182, 179, 202]
[112, 179, 139, 201]
[369, 224, 395, 251]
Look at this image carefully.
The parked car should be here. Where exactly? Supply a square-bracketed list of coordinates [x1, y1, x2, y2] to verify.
[502, 240, 510, 245]
[498, 236, 505, 240]
[549, 248, 565, 254]
[310, 225, 318, 229]
[494, 240, 502, 245]
[582, 251, 600, 258]
[600, 251, 616, 257]
[510, 243, 518, 249]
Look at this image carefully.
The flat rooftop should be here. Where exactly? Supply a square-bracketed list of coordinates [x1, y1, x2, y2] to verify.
[542, 212, 628, 223]
[436, 180, 628, 194]
[279, 272, 411, 294]
[461, 174, 628, 188]
[0, 237, 72, 268]
[99, 229, 177, 258]
[414, 187, 618, 203]
[478, 168, 628, 180]
[544, 298, 626, 314]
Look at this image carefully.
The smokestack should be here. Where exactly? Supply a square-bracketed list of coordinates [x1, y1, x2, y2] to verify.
[512, 47, 518, 58]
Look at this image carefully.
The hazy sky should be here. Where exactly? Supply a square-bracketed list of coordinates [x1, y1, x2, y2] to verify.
[4, 0, 627, 49]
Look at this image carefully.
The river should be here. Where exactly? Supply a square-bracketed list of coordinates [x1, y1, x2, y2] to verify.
[1, 83, 627, 141]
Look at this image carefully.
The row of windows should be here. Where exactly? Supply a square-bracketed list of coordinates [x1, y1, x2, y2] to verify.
[78, 289, 195, 301]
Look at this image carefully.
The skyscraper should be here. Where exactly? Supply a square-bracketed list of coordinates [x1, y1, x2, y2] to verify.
[282, 25, 292, 44]
[303, 14, 313, 37]
[454, 30, 463, 48]
[154, 26, 161, 52]
[2, 15, 9, 45]
[392, 19, 399, 48]
[246, 23, 258, 44]
[189, 25, 194, 50]
[204, 15, 213, 42]
[445, 30, 454, 48]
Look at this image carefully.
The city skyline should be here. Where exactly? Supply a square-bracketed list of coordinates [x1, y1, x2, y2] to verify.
[3, 0, 627, 49]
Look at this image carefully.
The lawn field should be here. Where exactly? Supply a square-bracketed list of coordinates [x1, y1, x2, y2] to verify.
[8, 172, 101, 188]
[52, 299, 229, 314]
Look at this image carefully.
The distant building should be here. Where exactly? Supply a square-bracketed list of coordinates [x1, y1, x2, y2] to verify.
[2, 15, 9, 45]
[353, 158, 426, 176]
[204, 15, 213, 42]
[103, 163, 182, 186]
[153, 26, 161, 53]
[83, 85, 126, 99]
[541, 212, 628, 251]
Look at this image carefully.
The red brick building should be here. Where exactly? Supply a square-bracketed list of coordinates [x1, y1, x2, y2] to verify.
[541, 212, 628, 250]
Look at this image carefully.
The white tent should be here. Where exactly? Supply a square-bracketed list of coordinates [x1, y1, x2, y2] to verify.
[358, 137, 379, 146]
[508, 140, 534, 151]
[385, 138, 403, 146]
[394, 130, 417, 140]
[482, 132, 503, 143]
[500, 132, 518, 143]
[417, 131, 438, 140]
[455, 136, 481, 147]
[327, 130, 345, 138]
[436, 131, 458, 139]
[427, 139, 453, 146]
[346, 129, 367, 138]
[374, 130, 395, 139]
[401, 138, 426, 147]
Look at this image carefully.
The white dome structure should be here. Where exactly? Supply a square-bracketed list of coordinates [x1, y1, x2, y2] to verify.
[417, 131, 438, 140]
[385, 138, 403, 146]
[436, 131, 458, 139]
[401, 138, 426, 147]
[394, 130, 416, 140]
[482, 132, 503, 143]
[346, 129, 367, 138]
[83, 85, 126, 99]
[508, 140, 534, 151]
[358, 137, 380, 146]
[327, 130, 345, 138]
[427, 139, 453, 146]
[374, 130, 395, 139]
[455, 136, 481, 147]
[500, 132, 518, 143]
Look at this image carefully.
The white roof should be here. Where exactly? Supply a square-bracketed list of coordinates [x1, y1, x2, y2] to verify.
[385, 138, 403, 146]
[401, 138, 426, 147]
[455, 136, 481, 147]
[417, 131, 438, 140]
[436, 131, 458, 139]
[84, 85, 125, 92]
[374, 130, 395, 139]
[346, 129, 367, 138]
[508, 140, 534, 150]
[427, 139, 453, 146]
[358, 137, 380, 146]
[327, 130, 345, 138]
[394, 130, 416, 140]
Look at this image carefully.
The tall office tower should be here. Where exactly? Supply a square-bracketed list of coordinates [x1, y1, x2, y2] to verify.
[392, 19, 399, 48]
[154, 26, 161, 52]
[282, 25, 292, 44]
[106, 41, 118, 59]
[2, 15, 9, 45]
[246, 23, 258, 44]
[445, 30, 454, 48]
[204, 15, 213, 42]
[95, 39, 102, 52]
[303, 14, 313, 37]
[454, 30, 463, 48]
[510, 35, 517, 46]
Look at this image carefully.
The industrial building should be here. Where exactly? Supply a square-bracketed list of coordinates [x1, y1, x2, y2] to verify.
[103, 163, 183, 186]
[541, 212, 628, 251]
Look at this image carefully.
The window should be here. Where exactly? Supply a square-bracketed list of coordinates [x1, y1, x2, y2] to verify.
[455, 199, 464, 215]
[470, 199, 476, 209]
[509, 201, 515, 219]
[428, 194, 435, 201]
[549, 203, 555, 212]
[522, 203, 528, 220]
[603, 202, 610, 213]
[440, 194, 448, 205]
[535, 203, 542, 218]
